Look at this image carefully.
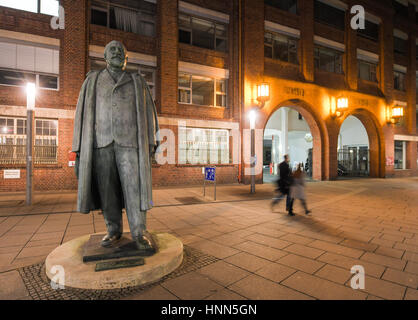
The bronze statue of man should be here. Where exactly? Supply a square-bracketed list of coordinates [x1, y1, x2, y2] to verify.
[72, 40, 159, 250]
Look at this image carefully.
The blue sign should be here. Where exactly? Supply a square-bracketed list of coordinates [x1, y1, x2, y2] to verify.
[205, 167, 216, 181]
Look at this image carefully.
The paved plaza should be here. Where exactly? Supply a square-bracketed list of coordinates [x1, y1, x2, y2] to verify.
[0, 177, 418, 300]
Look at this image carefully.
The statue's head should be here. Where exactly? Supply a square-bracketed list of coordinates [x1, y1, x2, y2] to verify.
[104, 40, 127, 71]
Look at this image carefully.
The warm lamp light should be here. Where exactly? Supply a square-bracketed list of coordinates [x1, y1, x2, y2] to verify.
[389, 105, 404, 124]
[249, 110, 256, 129]
[330, 96, 348, 118]
[256, 83, 270, 107]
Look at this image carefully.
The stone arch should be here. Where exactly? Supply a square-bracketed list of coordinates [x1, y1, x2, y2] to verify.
[336, 109, 385, 178]
[260, 99, 329, 180]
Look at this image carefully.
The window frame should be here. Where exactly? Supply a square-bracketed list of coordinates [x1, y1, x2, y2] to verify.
[178, 127, 231, 165]
[394, 70, 406, 91]
[178, 72, 228, 108]
[358, 60, 378, 82]
[0, 68, 59, 91]
[314, 45, 344, 74]
[90, 0, 156, 37]
[264, 31, 299, 64]
[178, 13, 228, 52]
[0, 0, 59, 16]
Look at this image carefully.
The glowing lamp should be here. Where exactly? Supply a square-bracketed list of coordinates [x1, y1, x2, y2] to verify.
[256, 83, 270, 107]
[26, 82, 36, 110]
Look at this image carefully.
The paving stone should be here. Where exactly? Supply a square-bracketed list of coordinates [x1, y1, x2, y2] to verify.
[382, 268, 418, 289]
[277, 254, 325, 274]
[233, 241, 288, 261]
[283, 243, 325, 259]
[197, 260, 250, 286]
[308, 240, 364, 259]
[404, 288, 418, 300]
[244, 233, 292, 250]
[228, 274, 312, 300]
[224, 252, 272, 272]
[361, 252, 406, 270]
[394, 242, 418, 254]
[339, 239, 378, 252]
[123, 285, 178, 300]
[402, 252, 418, 263]
[188, 240, 239, 259]
[211, 234, 247, 247]
[255, 261, 297, 283]
[314, 264, 352, 284]
[16, 245, 57, 259]
[370, 237, 396, 248]
[279, 233, 314, 245]
[375, 246, 404, 259]
[318, 252, 386, 278]
[405, 261, 418, 275]
[0, 270, 30, 299]
[204, 288, 247, 300]
[282, 271, 367, 300]
[347, 275, 406, 300]
[161, 271, 224, 300]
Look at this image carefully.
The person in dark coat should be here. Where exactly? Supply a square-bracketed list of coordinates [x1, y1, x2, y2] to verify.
[271, 154, 294, 216]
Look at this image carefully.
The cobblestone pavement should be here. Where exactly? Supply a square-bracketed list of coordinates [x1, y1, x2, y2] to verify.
[0, 177, 418, 300]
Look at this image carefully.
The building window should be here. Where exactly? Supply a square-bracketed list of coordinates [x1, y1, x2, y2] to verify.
[178, 127, 230, 165]
[394, 70, 406, 91]
[314, 0, 345, 31]
[264, 32, 298, 64]
[358, 20, 379, 42]
[178, 13, 228, 52]
[91, 0, 156, 37]
[314, 46, 343, 74]
[0, 69, 58, 90]
[0, 117, 57, 164]
[178, 73, 227, 107]
[0, 0, 59, 16]
[264, 0, 298, 14]
[394, 140, 406, 170]
[90, 59, 156, 99]
[0, 41, 59, 90]
[358, 60, 377, 82]
[394, 36, 407, 55]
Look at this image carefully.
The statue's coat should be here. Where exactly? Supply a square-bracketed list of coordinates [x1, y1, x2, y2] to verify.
[72, 70, 159, 213]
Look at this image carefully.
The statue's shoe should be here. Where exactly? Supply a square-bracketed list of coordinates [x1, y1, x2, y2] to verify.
[135, 234, 155, 253]
[101, 233, 122, 248]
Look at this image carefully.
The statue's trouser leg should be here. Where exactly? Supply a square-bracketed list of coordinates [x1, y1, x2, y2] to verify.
[93, 143, 123, 236]
[114, 144, 146, 241]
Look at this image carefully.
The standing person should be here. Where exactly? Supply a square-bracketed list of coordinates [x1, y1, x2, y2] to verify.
[290, 163, 311, 215]
[271, 154, 294, 216]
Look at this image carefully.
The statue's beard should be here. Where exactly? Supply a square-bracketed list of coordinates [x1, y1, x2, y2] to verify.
[107, 57, 125, 70]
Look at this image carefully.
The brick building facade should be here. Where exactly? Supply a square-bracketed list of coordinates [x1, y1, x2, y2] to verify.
[0, 0, 417, 192]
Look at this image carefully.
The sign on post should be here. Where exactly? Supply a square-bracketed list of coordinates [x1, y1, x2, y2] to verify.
[203, 167, 216, 200]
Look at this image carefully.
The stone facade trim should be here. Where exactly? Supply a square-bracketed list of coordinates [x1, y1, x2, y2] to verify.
[178, 1, 229, 23]
[89, 45, 157, 67]
[264, 21, 300, 38]
[178, 61, 229, 79]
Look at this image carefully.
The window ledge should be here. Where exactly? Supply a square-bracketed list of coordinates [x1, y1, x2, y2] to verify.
[178, 102, 227, 109]
[0, 163, 62, 169]
[264, 57, 299, 68]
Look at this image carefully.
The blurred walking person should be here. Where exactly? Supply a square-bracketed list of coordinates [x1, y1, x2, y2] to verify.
[289, 163, 311, 215]
[271, 154, 294, 216]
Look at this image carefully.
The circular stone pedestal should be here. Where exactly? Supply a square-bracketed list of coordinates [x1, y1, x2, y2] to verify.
[45, 233, 183, 290]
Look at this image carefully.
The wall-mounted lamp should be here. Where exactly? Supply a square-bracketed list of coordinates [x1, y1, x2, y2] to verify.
[256, 83, 270, 108]
[330, 96, 348, 118]
[387, 104, 404, 124]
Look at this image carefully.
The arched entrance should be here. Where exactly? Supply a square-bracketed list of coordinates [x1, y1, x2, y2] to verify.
[336, 109, 384, 178]
[262, 99, 327, 181]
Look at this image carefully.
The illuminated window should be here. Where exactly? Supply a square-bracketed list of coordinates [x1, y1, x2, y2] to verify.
[358, 60, 377, 82]
[0, 0, 59, 15]
[178, 73, 227, 107]
[178, 127, 230, 165]
[394, 141, 406, 170]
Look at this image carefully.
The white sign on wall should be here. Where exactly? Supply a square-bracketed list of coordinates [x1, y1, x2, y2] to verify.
[4, 170, 20, 179]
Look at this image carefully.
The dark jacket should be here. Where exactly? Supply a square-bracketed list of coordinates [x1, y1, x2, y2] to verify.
[277, 161, 292, 194]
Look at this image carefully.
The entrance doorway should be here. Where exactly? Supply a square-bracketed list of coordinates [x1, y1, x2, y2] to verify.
[337, 115, 370, 177]
[263, 107, 313, 182]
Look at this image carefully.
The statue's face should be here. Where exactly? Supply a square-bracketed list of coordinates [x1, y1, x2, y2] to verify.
[104, 41, 127, 70]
